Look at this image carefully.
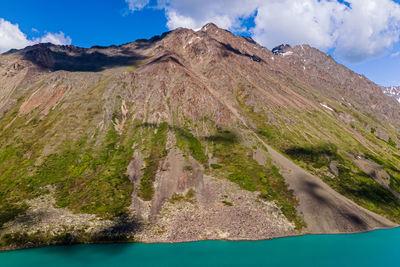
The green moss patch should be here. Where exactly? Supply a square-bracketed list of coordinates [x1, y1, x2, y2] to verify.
[139, 122, 168, 201]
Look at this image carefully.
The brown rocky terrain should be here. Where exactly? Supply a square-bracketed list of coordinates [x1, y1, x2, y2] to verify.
[1, 23, 400, 250]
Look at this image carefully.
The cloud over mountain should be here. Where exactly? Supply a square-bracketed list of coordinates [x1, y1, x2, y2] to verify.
[0, 18, 71, 53]
[127, 0, 400, 63]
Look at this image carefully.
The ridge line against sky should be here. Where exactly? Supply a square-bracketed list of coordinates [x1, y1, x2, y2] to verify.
[1, 0, 400, 86]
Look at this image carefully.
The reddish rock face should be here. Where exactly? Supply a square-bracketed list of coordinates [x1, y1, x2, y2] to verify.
[2, 23, 399, 128]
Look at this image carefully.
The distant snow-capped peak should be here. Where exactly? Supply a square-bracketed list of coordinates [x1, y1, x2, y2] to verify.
[383, 86, 400, 103]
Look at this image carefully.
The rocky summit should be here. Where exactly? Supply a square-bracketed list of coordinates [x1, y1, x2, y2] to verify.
[1, 23, 400, 250]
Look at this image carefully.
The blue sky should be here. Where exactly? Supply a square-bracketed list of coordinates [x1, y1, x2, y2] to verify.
[0, 0, 168, 47]
[1, 0, 400, 86]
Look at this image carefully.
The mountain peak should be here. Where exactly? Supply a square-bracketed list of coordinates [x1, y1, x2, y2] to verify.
[272, 44, 292, 55]
[200, 22, 220, 32]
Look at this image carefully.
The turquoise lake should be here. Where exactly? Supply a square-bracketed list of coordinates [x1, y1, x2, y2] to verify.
[0, 228, 399, 267]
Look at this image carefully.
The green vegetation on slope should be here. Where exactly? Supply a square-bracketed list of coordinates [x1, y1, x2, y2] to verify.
[286, 143, 400, 222]
[139, 122, 168, 200]
[235, 82, 400, 223]
[0, 116, 138, 218]
[175, 126, 207, 164]
[53, 128, 134, 216]
[18, 126, 134, 217]
[325, 166, 400, 220]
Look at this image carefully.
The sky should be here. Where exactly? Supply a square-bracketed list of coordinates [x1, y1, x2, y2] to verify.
[1, 0, 400, 86]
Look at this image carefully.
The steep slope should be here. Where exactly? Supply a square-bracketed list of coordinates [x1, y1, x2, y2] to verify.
[0, 23, 400, 250]
[263, 142, 395, 233]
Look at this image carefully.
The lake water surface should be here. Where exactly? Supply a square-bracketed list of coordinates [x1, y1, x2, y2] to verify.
[1, 228, 399, 267]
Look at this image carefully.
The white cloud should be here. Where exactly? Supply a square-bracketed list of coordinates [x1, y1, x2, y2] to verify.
[0, 18, 32, 53]
[127, 0, 400, 63]
[0, 18, 71, 53]
[252, 0, 346, 51]
[334, 0, 400, 62]
[391, 51, 400, 57]
[159, 0, 259, 31]
[125, 0, 150, 11]
[37, 32, 72, 46]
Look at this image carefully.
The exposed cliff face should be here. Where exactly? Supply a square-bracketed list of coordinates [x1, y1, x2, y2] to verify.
[0, 23, 400, 250]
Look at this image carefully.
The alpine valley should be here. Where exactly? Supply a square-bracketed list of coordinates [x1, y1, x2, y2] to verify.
[1, 23, 400, 250]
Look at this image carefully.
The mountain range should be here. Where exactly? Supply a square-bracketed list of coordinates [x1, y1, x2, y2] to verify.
[1, 23, 400, 250]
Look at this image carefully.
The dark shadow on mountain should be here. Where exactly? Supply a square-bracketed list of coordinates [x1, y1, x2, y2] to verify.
[92, 213, 142, 243]
[300, 180, 367, 228]
[342, 212, 366, 227]
[219, 42, 262, 63]
[134, 30, 172, 50]
[284, 143, 338, 166]
[300, 180, 328, 205]
[90, 45, 117, 49]
[138, 123, 239, 145]
[203, 129, 239, 144]
[0, 203, 28, 229]
[2, 48, 19, 54]
[339, 172, 399, 205]
[22, 43, 146, 72]
[0, 210, 141, 250]
[145, 53, 185, 67]
[241, 36, 257, 45]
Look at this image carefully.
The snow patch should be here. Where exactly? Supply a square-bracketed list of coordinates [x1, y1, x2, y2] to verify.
[188, 36, 200, 45]
[320, 103, 334, 112]
[281, 51, 293, 57]
[383, 86, 400, 103]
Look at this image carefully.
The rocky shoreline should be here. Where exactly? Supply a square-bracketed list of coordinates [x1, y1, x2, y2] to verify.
[0, 175, 296, 251]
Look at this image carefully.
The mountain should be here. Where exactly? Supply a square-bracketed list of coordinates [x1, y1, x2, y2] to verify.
[1, 23, 400, 250]
[383, 86, 400, 103]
